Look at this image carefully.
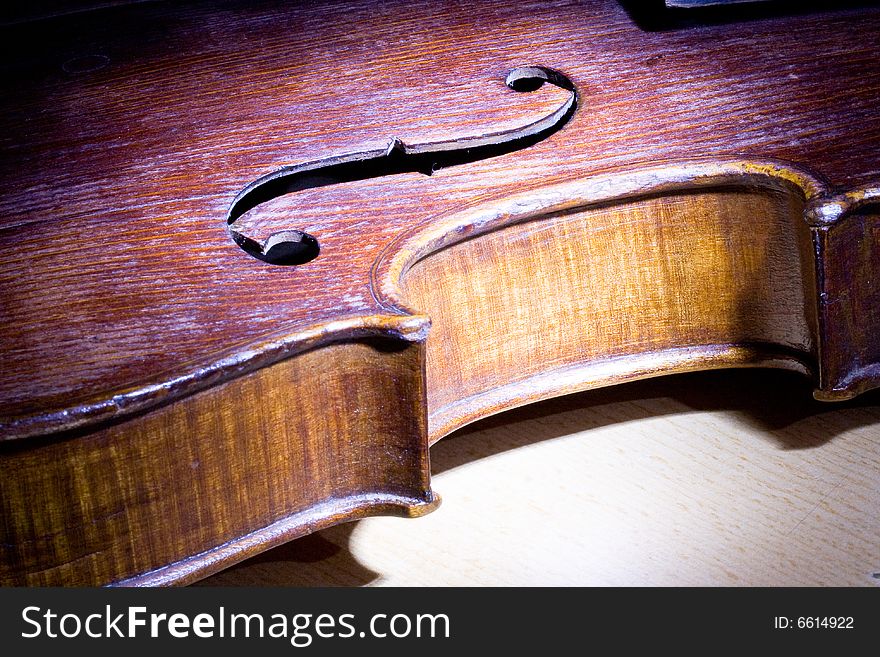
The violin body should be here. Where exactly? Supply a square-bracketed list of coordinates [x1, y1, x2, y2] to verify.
[1, 0, 879, 585]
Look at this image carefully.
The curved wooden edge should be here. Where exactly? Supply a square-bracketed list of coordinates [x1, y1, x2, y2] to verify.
[810, 196, 880, 400]
[5, 157, 878, 586]
[1, 335, 435, 586]
[814, 363, 880, 401]
[805, 186, 880, 226]
[8, 159, 878, 441]
[371, 157, 830, 312]
[112, 493, 440, 587]
[0, 313, 430, 442]
[427, 344, 812, 444]
[372, 157, 880, 419]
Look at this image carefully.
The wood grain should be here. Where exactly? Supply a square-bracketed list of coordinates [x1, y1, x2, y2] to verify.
[197, 369, 880, 587]
[2, 0, 880, 585]
[0, 337, 435, 585]
[813, 209, 880, 399]
[398, 185, 816, 438]
[3, 0, 880, 436]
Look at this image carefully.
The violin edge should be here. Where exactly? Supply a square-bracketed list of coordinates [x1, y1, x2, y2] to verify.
[111, 493, 440, 587]
[3, 156, 879, 585]
[5, 157, 879, 443]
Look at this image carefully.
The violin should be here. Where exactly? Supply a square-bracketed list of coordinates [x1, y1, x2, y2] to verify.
[2, 0, 879, 585]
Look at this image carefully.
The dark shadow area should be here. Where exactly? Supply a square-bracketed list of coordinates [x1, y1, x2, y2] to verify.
[618, 0, 880, 31]
[432, 368, 880, 474]
[193, 522, 380, 587]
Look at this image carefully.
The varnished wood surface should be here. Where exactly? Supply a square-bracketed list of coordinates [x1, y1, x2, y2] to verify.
[398, 185, 817, 439]
[3, 0, 880, 436]
[198, 370, 880, 587]
[0, 339, 435, 586]
[3, 1, 880, 585]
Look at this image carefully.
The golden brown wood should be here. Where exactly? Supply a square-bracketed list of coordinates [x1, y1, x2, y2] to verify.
[0, 337, 435, 586]
[388, 170, 819, 439]
[1, 0, 879, 585]
[198, 370, 880, 587]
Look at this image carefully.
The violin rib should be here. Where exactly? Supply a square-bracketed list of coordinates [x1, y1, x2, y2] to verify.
[1, 0, 879, 585]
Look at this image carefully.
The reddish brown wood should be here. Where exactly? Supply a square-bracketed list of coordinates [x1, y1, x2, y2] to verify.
[1, 0, 879, 585]
[811, 207, 880, 400]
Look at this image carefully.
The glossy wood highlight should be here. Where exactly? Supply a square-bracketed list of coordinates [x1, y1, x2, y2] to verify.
[1, 0, 879, 585]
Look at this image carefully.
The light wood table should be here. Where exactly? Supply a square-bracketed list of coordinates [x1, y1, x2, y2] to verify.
[198, 369, 880, 586]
